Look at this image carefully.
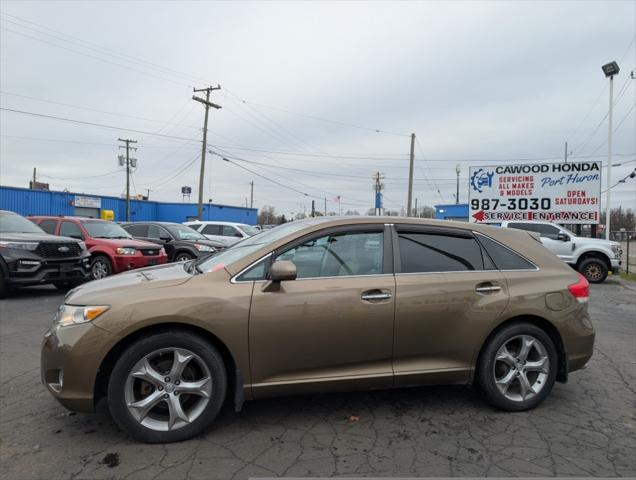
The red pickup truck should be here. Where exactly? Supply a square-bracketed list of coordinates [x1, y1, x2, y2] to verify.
[30, 216, 167, 280]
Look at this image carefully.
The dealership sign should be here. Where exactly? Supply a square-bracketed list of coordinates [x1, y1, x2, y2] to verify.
[73, 195, 102, 209]
[469, 161, 601, 224]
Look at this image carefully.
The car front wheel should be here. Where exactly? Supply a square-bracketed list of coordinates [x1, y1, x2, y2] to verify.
[90, 256, 112, 280]
[107, 331, 227, 443]
[476, 323, 557, 411]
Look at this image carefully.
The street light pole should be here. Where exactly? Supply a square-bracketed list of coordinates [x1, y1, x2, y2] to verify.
[602, 61, 620, 240]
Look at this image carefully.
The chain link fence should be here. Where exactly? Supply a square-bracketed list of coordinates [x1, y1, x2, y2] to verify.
[611, 230, 635, 275]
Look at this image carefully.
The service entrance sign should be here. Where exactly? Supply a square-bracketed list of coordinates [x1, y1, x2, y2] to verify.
[469, 161, 601, 224]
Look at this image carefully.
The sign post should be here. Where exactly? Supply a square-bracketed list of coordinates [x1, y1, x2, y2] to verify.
[468, 161, 602, 224]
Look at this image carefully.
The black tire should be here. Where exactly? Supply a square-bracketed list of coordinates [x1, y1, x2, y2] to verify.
[0, 273, 7, 299]
[476, 322, 558, 412]
[90, 255, 113, 280]
[174, 252, 194, 262]
[107, 330, 227, 443]
[578, 257, 608, 284]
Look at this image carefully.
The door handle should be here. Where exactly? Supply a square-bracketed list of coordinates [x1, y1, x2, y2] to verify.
[475, 283, 502, 294]
[361, 290, 392, 301]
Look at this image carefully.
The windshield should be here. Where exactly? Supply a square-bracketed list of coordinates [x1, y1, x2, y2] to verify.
[238, 224, 261, 236]
[82, 221, 132, 239]
[167, 225, 207, 241]
[197, 221, 309, 272]
[0, 212, 45, 234]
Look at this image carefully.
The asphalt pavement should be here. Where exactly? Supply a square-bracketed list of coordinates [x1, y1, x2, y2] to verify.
[1, 278, 635, 479]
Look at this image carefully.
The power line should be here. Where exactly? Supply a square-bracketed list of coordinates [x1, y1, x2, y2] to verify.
[222, 88, 410, 137]
[0, 91, 201, 130]
[0, 11, 213, 85]
[0, 107, 202, 142]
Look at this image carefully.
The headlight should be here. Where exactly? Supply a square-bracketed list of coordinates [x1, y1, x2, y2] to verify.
[160, 247, 166, 255]
[194, 244, 215, 252]
[55, 304, 110, 327]
[610, 244, 621, 256]
[0, 241, 39, 251]
[116, 247, 136, 255]
[78, 241, 87, 251]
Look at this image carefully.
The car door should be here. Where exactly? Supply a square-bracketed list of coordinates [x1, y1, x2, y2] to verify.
[534, 224, 574, 262]
[246, 225, 395, 398]
[392, 225, 509, 386]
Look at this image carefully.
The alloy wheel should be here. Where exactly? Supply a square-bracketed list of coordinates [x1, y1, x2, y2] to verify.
[91, 260, 109, 279]
[493, 334, 549, 402]
[124, 348, 212, 432]
[584, 263, 603, 281]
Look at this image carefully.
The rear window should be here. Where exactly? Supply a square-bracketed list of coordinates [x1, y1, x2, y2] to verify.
[397, 230, 485, 272]
[476, 234, 536, 270]
[202, 224, 222, 235]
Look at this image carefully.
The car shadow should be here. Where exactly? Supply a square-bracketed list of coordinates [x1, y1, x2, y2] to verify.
[3, 284, 66, 299]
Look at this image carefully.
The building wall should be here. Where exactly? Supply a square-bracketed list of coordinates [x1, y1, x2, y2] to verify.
[0, 186, 258, 224]
[434, 203, 469, 221]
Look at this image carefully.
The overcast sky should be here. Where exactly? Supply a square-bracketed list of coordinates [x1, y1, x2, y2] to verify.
[1, 0, 635, 217]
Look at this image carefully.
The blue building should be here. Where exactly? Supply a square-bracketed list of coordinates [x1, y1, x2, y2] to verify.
[0, 185, 258, 224]
[434, 203, 469, 221]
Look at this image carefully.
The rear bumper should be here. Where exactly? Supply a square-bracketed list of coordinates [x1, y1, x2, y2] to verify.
[111, 254, 167, 273]
[2, 250, 90, 287]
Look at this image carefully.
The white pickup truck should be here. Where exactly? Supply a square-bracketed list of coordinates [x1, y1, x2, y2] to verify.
[500, 220, 622, 283]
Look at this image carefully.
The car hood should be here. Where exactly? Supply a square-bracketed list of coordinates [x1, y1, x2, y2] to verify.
[0, 232, 79, 243]
[183, 238, 224, 249]
[92, 237, 162, 248]
[65, 262, 192, 305]
[572, 237, 620, 248]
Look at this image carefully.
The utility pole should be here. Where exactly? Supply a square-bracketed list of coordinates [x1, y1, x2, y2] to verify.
[32, 167, 36, 188]
[406, 133, 415, 217]
[601, 61, 620, 240]
[193, 85, 222, 221]
[372, 171, 385, 215]
[249, 181, 254, 209]
[564, 141, 568, 163]
[414, 198, 418, 217]
[146, 188, 151, 200]
[324, 197, 327, 216]
[311, 200, 316, 217]
[118, 138, 138, 221]
[455, 164, 461, 204]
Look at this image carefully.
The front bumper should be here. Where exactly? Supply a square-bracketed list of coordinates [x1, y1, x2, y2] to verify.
[41, 320, 117, 412]
[610, 258, 621, 274]
[1, 249, 90, 286]
[111, 254, 168, 273]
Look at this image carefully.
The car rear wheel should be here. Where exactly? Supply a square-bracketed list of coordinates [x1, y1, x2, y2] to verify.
[476, 323, 557, 411]
[90, 256, 112, 280]
[107, 331, 227, 443]
[174, 252, 194, 262]
[578, 257, 608, 283]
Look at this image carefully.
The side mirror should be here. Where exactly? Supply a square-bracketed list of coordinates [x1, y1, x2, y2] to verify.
[159, 236, 172, 242]
[557, 233, 570, 242]
[269, 260, 297, 282]
[234, 232, 243, 238]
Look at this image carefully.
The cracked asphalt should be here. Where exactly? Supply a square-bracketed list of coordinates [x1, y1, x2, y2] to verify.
[1, 279, 635, 479]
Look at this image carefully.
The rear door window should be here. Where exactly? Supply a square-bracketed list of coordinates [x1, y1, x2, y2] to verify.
[202, 224, 221, 235]
[124, 224, 148, 237]
[397, 229, 485, 273]
[222, 226, 241, 237]
[38, 219, 58, 235]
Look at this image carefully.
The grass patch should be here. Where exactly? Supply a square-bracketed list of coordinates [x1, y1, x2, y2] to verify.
[620, 271, 636, 282]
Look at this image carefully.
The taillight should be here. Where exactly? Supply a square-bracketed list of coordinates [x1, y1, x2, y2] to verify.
[568, 272, 589, 303]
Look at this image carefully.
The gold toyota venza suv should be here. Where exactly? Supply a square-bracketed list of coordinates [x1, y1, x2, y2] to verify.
[42, 217, 595, 443]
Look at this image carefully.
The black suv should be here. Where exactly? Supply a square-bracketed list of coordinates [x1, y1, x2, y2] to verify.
[121, 222, 223, 262]
[0, 210, 90, 296]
